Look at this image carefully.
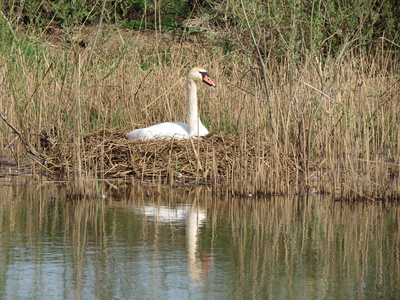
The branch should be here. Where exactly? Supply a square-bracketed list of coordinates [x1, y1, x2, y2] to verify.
[0, 112, 46, 159]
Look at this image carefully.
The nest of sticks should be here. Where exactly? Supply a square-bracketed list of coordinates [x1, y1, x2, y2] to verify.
[46, 128, 280, 185]
[42, 128, 400, 199]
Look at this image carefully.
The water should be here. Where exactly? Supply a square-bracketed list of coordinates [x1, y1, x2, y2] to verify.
[0, 177, 399, 299]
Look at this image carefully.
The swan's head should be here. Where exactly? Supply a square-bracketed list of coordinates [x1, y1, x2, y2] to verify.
[188, 67, 216, 89]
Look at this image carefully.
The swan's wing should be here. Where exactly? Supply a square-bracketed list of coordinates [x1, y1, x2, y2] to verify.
[126, 122, 190, 141]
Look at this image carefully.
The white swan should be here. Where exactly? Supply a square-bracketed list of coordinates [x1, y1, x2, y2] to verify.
[126, 67, 216, 140]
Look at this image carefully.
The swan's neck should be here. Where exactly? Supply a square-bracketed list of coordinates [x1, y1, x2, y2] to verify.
[187, 78, 200, 136]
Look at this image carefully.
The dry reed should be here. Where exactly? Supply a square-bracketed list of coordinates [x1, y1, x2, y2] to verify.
[1, 24, 399, 200]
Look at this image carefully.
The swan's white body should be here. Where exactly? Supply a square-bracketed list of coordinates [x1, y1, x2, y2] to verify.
[126, 67, 216, 141]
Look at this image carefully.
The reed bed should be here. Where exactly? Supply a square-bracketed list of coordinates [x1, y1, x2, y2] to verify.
[1, 12, 400, 200]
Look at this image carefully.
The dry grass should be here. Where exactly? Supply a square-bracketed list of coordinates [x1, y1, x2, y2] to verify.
[1, 26, 400, 200]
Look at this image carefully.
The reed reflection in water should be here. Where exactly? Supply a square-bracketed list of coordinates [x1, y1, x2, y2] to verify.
[0, 178, 399, 299]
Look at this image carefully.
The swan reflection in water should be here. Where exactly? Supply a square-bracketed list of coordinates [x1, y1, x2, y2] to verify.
[133, 203, 212, 283]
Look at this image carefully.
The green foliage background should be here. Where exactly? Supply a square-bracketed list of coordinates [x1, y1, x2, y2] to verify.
[1, 0, 399, 51]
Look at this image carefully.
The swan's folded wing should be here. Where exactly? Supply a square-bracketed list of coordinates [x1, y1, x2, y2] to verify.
[125, 122, 190, 141]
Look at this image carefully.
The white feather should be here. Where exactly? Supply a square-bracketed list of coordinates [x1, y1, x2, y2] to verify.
[126, 67, 215, 141]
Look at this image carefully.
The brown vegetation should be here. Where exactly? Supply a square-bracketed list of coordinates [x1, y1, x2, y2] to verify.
[1, 23, 399, 200]
[46, 128, 283, 196]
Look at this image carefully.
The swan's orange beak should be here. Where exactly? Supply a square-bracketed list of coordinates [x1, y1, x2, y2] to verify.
[203, 74, 216, 89]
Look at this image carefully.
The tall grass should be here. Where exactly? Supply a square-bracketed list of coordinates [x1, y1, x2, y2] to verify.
[0, 1, 399, 199]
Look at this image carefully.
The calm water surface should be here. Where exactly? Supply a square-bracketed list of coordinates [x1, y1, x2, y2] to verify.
[0, 177, 399, 299]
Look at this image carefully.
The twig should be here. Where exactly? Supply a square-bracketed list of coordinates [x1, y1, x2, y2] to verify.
[133, 68, 154, 102]
[0, 112, 46, 159]
[300, 80, 335, 101]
